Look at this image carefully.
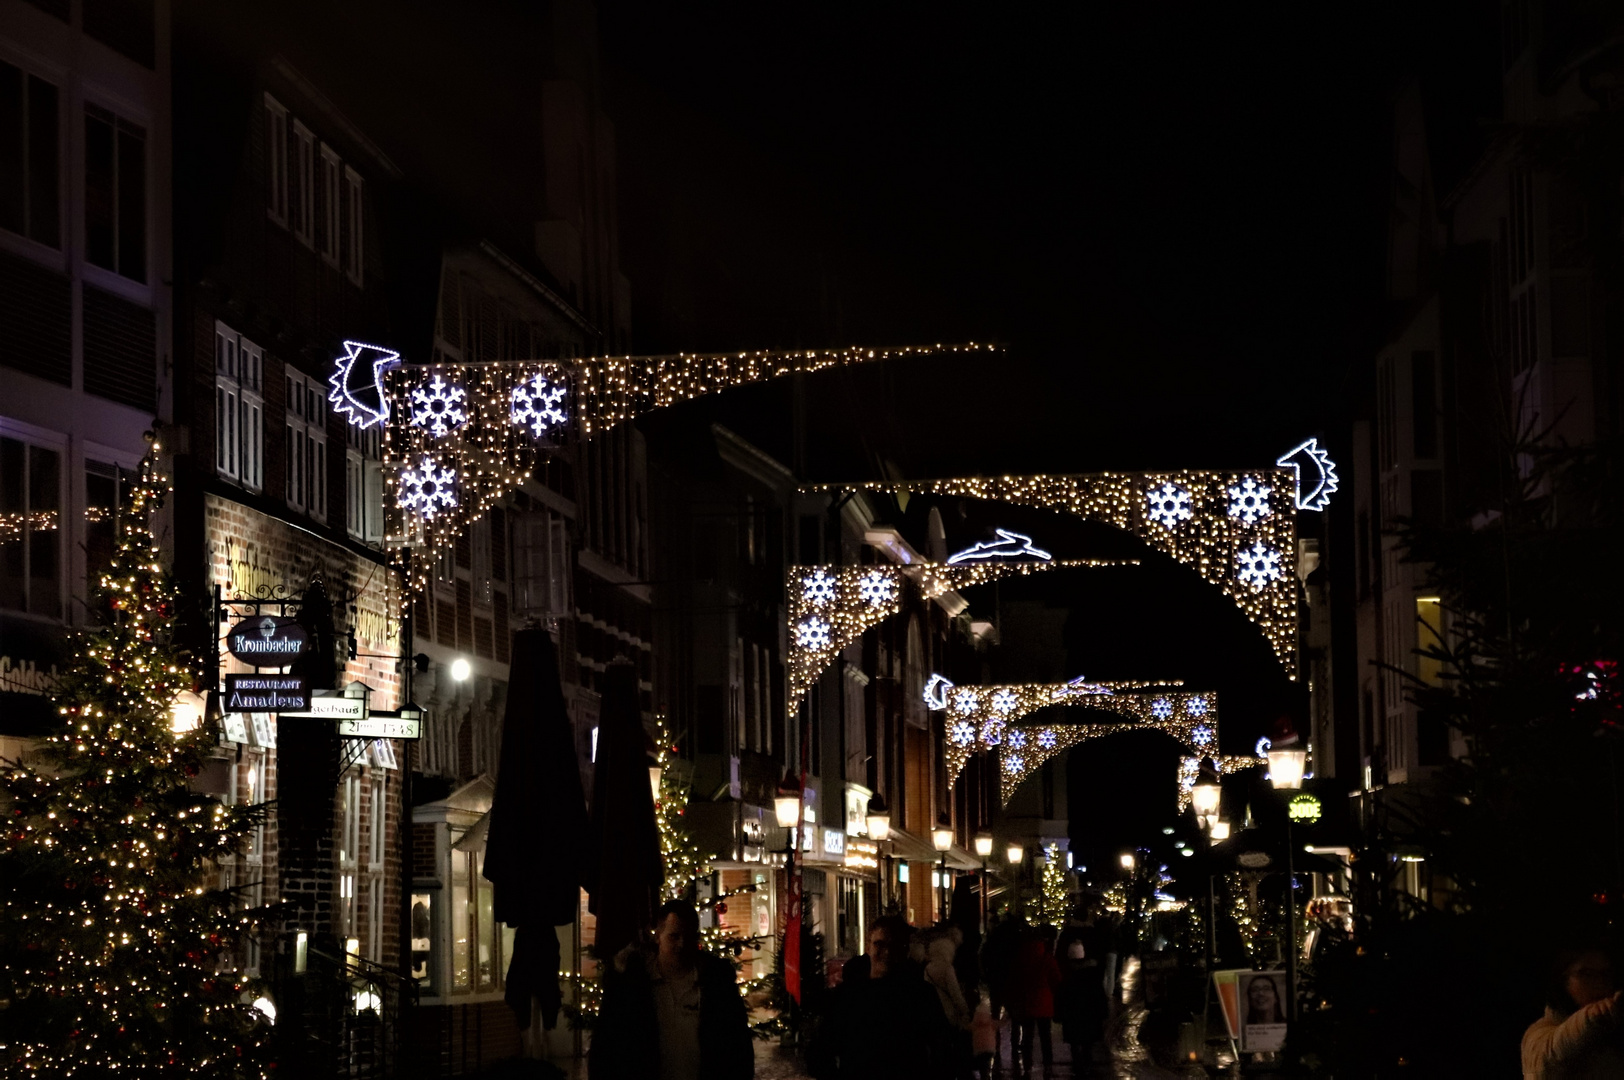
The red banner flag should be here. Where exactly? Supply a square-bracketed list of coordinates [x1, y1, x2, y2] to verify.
[784, 857, 802, 1003]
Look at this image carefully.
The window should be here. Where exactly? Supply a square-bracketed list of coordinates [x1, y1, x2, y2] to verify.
[84, 459, 136, 598]
[1, 433, 62, 618]
[84, 104, 145, 282]
[285, 370, 327, 521]
[239, 751, 268, 975]
[319, 145, 340, 265]
[367, 776, 386, 961]
[290, 120, 314, 245]
[0, 60, 60, 247]
[338, 773, 360, 938]
[513, 509, 571, 617]
[449, 843, 507, 993]
[344, 165, 363, 285]
[264, 95, 287, 225]
[214, 323, 263, 490]
[345, 422, 382, 542]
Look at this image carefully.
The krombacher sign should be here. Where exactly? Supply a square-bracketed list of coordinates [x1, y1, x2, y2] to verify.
[223, 674, 310, 712]
[225, 616, 309, 666]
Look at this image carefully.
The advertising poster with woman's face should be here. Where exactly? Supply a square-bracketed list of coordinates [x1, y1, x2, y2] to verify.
[1239, 971, 1288, 1051]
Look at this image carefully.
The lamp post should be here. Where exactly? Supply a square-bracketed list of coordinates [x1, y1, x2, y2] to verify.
[932, 818, 954, 922]
[1267, 739, 1308, 1025]
[774, 771, 803, 921]
[1192, 758, 1222, 831]
[974, 831, 994, 934]
[866, 795, 892, 914]
[1006, 842, 1024, 919]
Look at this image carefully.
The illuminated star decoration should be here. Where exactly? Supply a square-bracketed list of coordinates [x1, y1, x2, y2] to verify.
[1226, 477, 1272, 525]
[1236, 542, 1284, 591]
[408, 376, 469, 438]
[857, 569, 899, 608]
[329, 340, 402, 429]
[794, 616, 831, 650]
[924, 674, 955, 711]
[802, 569, 837, 607]
[1277, 438, 1340, 511]
[946, 528, 1052, 565]
[1146, 482, 1194, 530]
[397, 456, 458, 518]
[510, 373, 569, 438]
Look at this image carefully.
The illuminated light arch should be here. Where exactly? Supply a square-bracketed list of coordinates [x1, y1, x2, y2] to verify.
[803, 472, 1301, 678]
[382, 343, 998, 589]
[939, 679, 1199, 781]
[786, 558, 1138, 700]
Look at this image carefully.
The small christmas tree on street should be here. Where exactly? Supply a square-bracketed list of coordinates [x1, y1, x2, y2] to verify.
[0, 440, 271, 1077]
[1037, 844, 1070, 927]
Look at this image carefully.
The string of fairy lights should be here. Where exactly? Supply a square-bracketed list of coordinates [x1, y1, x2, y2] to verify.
[377, 343, 1000, 592]
[786, 558, 1138, 700]
[0, 437, 271, 1075]
[802, 472, 1302, 679]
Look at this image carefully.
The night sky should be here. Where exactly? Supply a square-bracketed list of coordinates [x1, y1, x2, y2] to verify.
[602, 2, 1499, 857]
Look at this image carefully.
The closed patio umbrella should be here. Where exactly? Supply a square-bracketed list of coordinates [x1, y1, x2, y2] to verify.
[585, 656, 663, 960]
[483, 626, 588, 1031]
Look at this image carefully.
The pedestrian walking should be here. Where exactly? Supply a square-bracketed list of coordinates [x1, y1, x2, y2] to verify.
[923, 926, 975, 1078]
[981, 911, 1024, 1066]
[810, 916, 954, 1079]
[588, 899, 754, 1080]
[1055, 938, 1107, 1067]
[1004, 925, 1062, 1077]
[1522, 948, 1624, 1079]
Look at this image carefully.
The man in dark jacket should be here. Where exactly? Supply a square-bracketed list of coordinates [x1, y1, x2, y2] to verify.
[812, 916, 952, 1079]
[589, 899, 754, 1080]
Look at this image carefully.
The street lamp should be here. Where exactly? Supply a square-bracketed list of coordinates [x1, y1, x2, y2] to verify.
[866, 795, 892, 912]
[1119, 852, 1136, 871]
[450, 657, 471, 682]
[1006, 843, 1025, 919]
[932, 818, 954, 921]
[1209, 820, 1231, 842]
[1267, 728, 1308, 1024]
[1192, 759, 1222, 828]
[975, 831, 995, 934]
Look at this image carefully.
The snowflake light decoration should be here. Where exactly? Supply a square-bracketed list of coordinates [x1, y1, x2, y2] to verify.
[1236, 541, 1284, 592]
[1151, 697, 1174, 720]
[991, 689, 1018, 715]
[397, 456, 458, 519]
[408, 376, 469, 438]
[950, 720, 976, 747]
[1005, 754, 1025, 774]
[1145, 482, 1194, 530]
[1188, 695, 1209, 717]
[1006, 730, 1029, 750]
[857, 569, 898, 608]
[1227, 477, 1273, 525]
[953, 688, 979, 713]
[509, 373, 569, 438]
[802, 570, 836, 608]
[1192, 724, 1214, 747]
[793, 616, 831, 650]
[981, 719, 1006, 746]
[1037, 730, 1057, 749]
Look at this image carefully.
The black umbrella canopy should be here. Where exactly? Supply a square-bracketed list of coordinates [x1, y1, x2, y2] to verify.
[482, 627, 589, 1029]
[585, 657, 663, 960]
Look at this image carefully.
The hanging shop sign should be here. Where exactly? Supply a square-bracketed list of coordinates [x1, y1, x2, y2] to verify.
[281, 693, 368, 721]
[225, 616, 309, 666]
[1288, 793, 1323, 823]
[337, 716, 421, 741]
[223, 674, 310, 712]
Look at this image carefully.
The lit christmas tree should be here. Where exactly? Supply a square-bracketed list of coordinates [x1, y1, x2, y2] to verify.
[0, 440, 271, 1077]
[1037, 844, 1071, 927]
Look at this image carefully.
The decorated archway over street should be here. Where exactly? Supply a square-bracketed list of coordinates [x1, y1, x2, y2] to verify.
[785, 559, 1138, 700]
[805, 470, 1307, 678]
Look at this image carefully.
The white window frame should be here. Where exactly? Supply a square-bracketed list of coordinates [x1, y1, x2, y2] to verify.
[344, 164, 364, 285]
[367, 775, 386, 962]
[319, 144, 341, 266]
[291, 119, 314, 246]
[214, 322, 263, 491]
[264, 94, 287, 226]
[345, 422, 382, 543]
[339, 772, 361, 939]
[513, 509, 571, 618]
[284, 369, 327, 522]
[0, 419, 67, 621]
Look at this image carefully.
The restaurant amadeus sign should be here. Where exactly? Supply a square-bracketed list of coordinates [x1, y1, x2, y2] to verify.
[223, 674, 310, 712]
[225, 616, 309, 666]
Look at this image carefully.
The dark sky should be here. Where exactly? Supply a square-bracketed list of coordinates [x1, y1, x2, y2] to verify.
[601, 2, 1498, 857]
